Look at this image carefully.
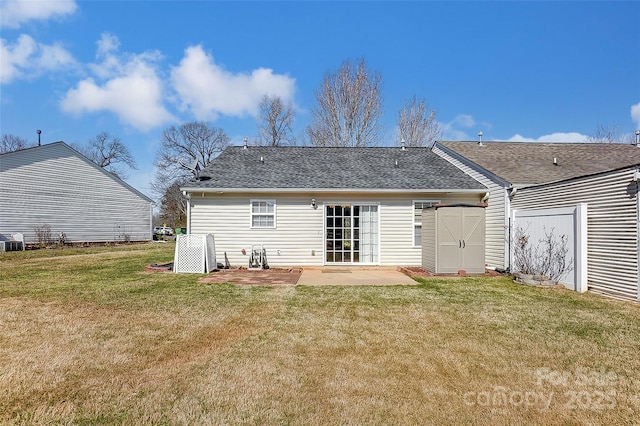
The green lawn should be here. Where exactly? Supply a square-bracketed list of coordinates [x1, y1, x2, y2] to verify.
[1, 243, 639, 425]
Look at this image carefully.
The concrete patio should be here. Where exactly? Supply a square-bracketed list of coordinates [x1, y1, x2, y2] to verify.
[198, 267, 418, 286]
[297, 267, 418, 286]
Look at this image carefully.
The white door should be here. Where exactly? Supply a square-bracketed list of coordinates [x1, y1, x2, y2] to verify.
[325, 204, 379, 264]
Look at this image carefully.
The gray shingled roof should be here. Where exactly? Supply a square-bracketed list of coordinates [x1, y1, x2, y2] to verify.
[184, 146, 486, 191]
[438, 141, 640, 186]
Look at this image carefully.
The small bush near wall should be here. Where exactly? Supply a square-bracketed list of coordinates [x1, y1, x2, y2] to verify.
[512, 226, 573, 284]
[33, 224, 53, 248]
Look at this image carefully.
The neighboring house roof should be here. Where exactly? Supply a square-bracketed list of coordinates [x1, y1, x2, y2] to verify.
[183, 146, 486, 192]
[0, 141, 154, 203]
[436, 141, 640, 187]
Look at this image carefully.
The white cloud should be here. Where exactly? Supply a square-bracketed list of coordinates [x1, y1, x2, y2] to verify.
[0, 34, 76, 84]
[60, 33, 174, 131]
[631, 102, 640, 128]
[451, 114, 476, 128]
[171, 45, 296, 120]
[440, 114, 486, 140]
[0, 0, 77, 29]
[502, 132, 588, 143]
[439, 112, 590, 143]
[440, 126, 471, 141]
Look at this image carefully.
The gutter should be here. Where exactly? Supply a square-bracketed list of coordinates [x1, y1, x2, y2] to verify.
[180, 187, 488, 195]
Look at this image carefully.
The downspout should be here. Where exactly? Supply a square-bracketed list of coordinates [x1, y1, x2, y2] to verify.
[506, 185, 517, 272]
[183, 191, 191, 235]
[508, 215, 512, 273]
[150, 204, 154, 241]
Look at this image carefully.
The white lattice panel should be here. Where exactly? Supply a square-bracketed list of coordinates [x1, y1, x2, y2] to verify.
[174, 234, 205, 273]
[205, 234, 216, 272]
[174, 234, 217, 273]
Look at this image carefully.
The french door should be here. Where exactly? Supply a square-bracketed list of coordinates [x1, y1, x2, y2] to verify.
[325, 204, 378, 264]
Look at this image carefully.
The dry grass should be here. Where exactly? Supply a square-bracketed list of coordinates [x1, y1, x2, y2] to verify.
[1, 244, 639, 425]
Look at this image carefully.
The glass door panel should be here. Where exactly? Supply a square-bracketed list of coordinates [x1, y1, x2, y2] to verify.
[325, 204, 378, 264]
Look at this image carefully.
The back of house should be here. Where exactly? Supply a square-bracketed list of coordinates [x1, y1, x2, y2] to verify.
[181, 145, 488, 269]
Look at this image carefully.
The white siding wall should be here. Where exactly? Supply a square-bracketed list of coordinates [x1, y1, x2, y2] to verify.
[0, 143, 153, 244]
[189, 192, 481, 267]
[511, 168, 639, 301]
[433, 146, 507, 269]
[190, 194, 324, 267]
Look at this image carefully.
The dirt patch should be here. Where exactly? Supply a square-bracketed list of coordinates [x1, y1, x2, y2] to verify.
[145, 262, 173, 273]
[397, 266, 503, 278]
[199, 267, 302, 286]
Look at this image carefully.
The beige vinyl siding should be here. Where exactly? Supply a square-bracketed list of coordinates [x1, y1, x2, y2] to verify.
[0, 143, 153, 244]
[511, 167, 639, 301]
[189, 192, 482, 267]
[433, 146, 507, 269]
[190, 194, 325, 267]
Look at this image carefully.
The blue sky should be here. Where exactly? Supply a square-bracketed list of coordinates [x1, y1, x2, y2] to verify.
[2, 0, 639, 198]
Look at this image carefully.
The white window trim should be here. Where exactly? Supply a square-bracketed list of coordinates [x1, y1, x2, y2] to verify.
[413, 200, 440, 247]
[250, 199, 277, 229]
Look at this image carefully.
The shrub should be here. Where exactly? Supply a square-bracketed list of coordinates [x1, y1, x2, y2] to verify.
[512, 226, 574, 283]
[33, 224, 53, 248]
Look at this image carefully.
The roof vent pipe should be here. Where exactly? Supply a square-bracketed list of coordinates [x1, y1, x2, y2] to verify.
[243, 137, 248, 149]
[477, 131, 483, 146]
[401, 138, 406, 150]
[553, 157, 558, 165]
[37, 129, 41, 146]
[395, 159, 398, 167]
[260, 156, 264, 164]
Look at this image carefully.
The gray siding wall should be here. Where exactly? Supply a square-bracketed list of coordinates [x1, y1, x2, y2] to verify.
[433, 146, 507, 269]
[511, 168, 639, 301]
[0, 144, 153, 244]
[421, 208, 436, 271]
[189, 191, 481, 267]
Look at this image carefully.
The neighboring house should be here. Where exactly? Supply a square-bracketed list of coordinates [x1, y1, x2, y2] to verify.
[433, 141, 640, 301]
[0, 142, 154, 245]
[181, 146, 487, 268]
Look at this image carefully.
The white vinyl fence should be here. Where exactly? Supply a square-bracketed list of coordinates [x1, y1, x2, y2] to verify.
[511, 204, 587, 292]
[174, 234, 217, 273]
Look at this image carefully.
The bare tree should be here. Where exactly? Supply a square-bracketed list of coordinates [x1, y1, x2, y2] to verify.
[307, 58, 383, 147]
[256, 95, 295, 146]
[395, 96, 441, 147]
[77, 132, 137, 177]
[153, 121, 230, 226]
[158, 181, 187, 227]
[587, 124, 634, 144]
[1, 134, 34, 154]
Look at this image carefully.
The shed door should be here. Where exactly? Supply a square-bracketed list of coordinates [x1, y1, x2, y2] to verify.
[437, 209, 463, 273]
[436, 207, 485, 274]
[461, 209, 485, 273]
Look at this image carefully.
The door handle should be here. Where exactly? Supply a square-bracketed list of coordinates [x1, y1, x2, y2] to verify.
[462, 240, 466, 248]
[459, 240, 461, 248]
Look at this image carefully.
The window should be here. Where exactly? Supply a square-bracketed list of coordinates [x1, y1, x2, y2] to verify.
[413, 200, 439, 247]
[251, 200, 276, 228]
